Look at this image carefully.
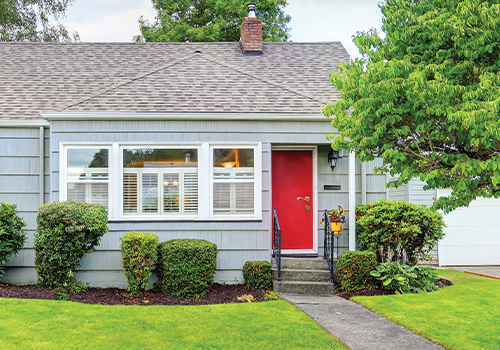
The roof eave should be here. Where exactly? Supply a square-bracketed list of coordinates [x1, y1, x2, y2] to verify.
[41, 112, 329, 122]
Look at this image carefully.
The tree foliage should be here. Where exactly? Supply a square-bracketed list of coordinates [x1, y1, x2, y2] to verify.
[136, 0, 290, 42]
[323, 0, 500, 212]
[0, 0, 78, 42]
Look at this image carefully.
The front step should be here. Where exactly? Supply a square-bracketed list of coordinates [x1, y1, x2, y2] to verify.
[273, 280, 335, 295]
[272, 257, 337, 295]
[274, 257, 330, 270]
[272, 268, 331, 282]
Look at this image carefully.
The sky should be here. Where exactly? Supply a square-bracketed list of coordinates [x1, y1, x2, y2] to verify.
[62, 0, 384, 59]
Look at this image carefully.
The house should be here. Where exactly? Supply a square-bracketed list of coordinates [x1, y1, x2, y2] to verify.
[388, 178, 500, 266]
[0, 9, 388, 287]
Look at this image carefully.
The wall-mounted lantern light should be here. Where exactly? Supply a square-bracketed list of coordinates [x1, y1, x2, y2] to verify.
[327, 149, 339, 171]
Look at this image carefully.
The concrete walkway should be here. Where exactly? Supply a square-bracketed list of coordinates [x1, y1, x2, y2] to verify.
[281, 293, 444, 350]
[447, 266, 500, 279]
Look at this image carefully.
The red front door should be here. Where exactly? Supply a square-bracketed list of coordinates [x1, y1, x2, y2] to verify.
[272, 150, 313, 249]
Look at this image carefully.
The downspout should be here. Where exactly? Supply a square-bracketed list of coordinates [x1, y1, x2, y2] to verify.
[348, 151, 356, 251]
[361, 162, 367, 205]
[39, 126, 45, 207]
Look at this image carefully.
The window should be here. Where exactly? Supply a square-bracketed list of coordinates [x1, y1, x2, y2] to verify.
[122, 148, 198, 216]
[61, 143, 261, 221]
[213, 148, 255, 215]
[65, 148, 110, 210]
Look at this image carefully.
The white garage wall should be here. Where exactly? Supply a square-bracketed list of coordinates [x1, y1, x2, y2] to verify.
[438, 189, 500, 266]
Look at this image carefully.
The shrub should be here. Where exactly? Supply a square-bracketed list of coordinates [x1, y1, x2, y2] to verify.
[336, 251, 377, 292]
[371, 261, 439, 294]
[356, 199, 445, 265]
[34, 201, 108, 289]
[156, 239, 217, 298]
[0, 203, 27, 281]
[121, 231, 159, 295]
[263, 290, 280, 300]
[242, 261, 272, 291]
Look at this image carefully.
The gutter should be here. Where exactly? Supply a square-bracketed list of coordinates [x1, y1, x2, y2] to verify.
[41, 112, 329, 122]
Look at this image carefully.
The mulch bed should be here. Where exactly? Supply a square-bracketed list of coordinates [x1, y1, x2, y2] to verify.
[0, 278, 454, 305]
[336, 277, 453, 300]
[0, 283, 268, 306]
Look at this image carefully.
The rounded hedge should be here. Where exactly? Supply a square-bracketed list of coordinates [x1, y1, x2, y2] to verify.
[336, 250, 378, 292]
[0, 202, 27, 281]
[121, 231, 159, 295]
[356, 199, 445, 265]
[156, 238, 217, 298]
[242, 261, 272, 290]
[34, 201, 108, 288]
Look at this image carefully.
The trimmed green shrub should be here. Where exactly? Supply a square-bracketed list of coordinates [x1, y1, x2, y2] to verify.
[34, 201, 108, 289]
[121, 231, 159, 295]
[371, 261, 439, 294]
[336, 251, 377, 292]
[156, 239, 217, 298]
[356, 199, 445, 265]
[242, 261, 272, 290]
[0, 203, 27, 281]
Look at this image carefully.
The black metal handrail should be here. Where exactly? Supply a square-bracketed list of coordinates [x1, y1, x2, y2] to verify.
[272, 207, 282, 282]
[323, 209, 341, 284]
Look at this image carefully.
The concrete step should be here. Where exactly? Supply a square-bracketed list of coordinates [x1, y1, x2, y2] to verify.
[272, 268, 332, 283]
[273, 257, 335, 270]
[273, 280, 335, 295]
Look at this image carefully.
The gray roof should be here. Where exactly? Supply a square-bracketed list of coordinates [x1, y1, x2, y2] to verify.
[0, 42, 349, 121]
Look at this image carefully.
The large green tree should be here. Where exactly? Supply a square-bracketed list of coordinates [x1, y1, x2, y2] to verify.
[136, 0, 290, 42]
[324, 0, 500, 212]
[0, 0, 78, 42]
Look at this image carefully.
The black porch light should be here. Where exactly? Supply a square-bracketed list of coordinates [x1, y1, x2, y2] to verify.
[327, 149, 339, 171]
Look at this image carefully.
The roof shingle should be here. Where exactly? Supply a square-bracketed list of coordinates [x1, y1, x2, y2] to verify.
[0, 42, 349, 121]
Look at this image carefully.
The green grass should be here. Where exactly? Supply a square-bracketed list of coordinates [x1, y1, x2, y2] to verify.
[352, 269, 500, 350]
[0, 298, 348, 349]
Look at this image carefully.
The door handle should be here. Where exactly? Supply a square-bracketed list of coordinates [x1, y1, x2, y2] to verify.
[297, 196, 310, 202]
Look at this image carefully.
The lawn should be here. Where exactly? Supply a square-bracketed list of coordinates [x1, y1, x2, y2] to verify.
[352, 269, 500, 350]
[0, 298, 348, 349]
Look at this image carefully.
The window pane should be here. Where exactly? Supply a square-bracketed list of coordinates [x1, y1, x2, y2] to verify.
[213, 149, 254, 168]
[67, 183, 108, 210]
[123, 173, 138, 214]
[123, 148, 198, 216]
[124, 149, 197, 168]
[213, 182, 254, 214]
[67, 149, 108, 181]
[142, 173, 158, 213]
[184, 173, 198, 213]
[163, 173, 180, 212]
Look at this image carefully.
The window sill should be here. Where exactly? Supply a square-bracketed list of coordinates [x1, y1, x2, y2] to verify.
[108, 219, 263, 223]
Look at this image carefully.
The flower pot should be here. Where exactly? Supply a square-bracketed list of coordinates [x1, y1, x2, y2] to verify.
[330, 222, 343, 233]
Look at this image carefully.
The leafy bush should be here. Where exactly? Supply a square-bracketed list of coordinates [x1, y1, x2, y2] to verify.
[356, 199, 445, 265]
[263, 290, 280, 300]
[336, 251, 377, 292]
[371, 261, 439, 294]
[0, 203, 27, 281]
[242, 261, 272, 291]
[34, 201, 108, 289]
[121, 231, 159, 295]
[156, 239, 217, 298]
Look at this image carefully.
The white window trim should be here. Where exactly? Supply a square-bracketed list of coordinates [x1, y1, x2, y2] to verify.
[209, 143, 262, 220]
[59, 142, 262, 221]
[60, 144, 113, 217]
[118, 144, 202, 221]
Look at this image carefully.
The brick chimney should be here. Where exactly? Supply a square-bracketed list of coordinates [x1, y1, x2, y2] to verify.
[240, 3, 263, 55]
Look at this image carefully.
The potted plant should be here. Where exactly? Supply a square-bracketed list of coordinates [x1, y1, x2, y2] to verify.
[320, 206, 346, 233]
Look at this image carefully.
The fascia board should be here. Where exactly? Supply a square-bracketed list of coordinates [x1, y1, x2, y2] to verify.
[41, 112, 329, 122]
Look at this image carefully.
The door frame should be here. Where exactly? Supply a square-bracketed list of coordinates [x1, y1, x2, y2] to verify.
[271, 145, 318, 255]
